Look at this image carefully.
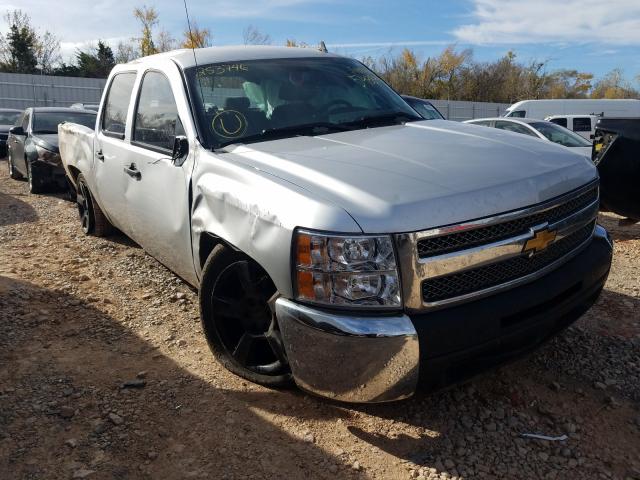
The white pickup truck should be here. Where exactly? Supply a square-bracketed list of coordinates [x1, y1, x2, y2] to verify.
[59, 46, 613, 403]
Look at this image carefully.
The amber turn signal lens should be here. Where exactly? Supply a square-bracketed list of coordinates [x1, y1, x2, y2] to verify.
[296, 270, 314, 299]
[296, 233, 312, 267]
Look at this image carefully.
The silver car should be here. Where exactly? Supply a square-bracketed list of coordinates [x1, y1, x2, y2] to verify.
[464, 117, 593, 157]
[59, 47, 612, 403]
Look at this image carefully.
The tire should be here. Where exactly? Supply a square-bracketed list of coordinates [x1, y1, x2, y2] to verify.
[8, 152, 22, 180]
[200, 245, 293, 387]
[27, 160, 45, 194]
[76, 173, 113, 236]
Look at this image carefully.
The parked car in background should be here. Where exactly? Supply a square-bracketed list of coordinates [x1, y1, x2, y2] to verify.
[464, 117, 593, 157]
[71, 103, 100, 112]
[546, 114, 599, 141]
[504, 99, 640, 119]
[401, 95, 445, 120]
[592, 117, 640, 221]
[0, 108, 23, 158]
[59, 46, 611, 403]
[8, 107, 96, 193]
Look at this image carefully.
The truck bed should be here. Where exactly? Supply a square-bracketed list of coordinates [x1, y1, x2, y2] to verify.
[58, 121, 95, 189]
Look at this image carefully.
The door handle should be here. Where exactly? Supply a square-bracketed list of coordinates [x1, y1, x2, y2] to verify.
[124, 164, 141, 180]
[96, 150, 104, 161]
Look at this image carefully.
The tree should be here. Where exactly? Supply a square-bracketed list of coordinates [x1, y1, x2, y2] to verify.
[73, 41, 115, 78]
[243, 25, 271, 45]
[182, 22, 212, 49]
[133, 5, 158, 57]
[35, 31, 61, 74]
[0, 10, 39, 73]
[115, 40, 138, 64]
[156, 30, 176, 53]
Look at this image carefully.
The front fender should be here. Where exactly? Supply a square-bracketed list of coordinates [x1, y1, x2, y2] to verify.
[191, 147, 361, 297]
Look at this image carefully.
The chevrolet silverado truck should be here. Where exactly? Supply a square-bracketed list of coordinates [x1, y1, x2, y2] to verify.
[592, 117, 640, 220]
[58, 46, 613, 403]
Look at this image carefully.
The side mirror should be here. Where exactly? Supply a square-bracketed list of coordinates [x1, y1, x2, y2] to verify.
[172, 136, 189, 165]
[9, 126, 24, 136]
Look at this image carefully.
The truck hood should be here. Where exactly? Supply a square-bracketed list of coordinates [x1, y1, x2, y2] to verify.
[223, 120, 598, 233]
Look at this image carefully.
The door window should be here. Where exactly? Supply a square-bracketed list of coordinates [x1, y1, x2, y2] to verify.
[549, 117, 568, 128]
[572, 117, 592, 132]
[102, 72, 137, 138]
[507, 110, 526, 118]
[494, 121, 538, 137]
[133, 71, 183, 152]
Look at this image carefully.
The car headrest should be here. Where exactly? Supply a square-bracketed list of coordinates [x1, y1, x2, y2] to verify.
[224, 97, 250, 111]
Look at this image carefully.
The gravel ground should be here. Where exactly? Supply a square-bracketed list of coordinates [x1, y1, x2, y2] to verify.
[1, 163, 639, 480]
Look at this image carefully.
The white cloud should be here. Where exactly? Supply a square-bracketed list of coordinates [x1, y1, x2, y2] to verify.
[453, 0, 640, 45]
[327, 40, 451, 49]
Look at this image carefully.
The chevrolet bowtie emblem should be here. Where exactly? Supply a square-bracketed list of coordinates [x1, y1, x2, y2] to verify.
[523, 227, 557, 255]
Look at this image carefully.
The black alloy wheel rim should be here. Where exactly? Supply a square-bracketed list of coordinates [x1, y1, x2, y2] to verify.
[210, 260, 289, 375]
[77, 181, 91, 233]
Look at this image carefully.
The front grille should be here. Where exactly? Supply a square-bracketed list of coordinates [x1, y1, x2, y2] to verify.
[421, 221, 595, 303]
[417, 186, 598, 258]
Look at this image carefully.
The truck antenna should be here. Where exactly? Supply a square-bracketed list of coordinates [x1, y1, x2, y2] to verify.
[182, 0, 199, 68]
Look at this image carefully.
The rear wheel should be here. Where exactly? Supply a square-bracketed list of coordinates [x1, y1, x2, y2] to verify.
[8, 152, 22, 180]
[76, 174, 113, 236]
[200, 245, 292, 387]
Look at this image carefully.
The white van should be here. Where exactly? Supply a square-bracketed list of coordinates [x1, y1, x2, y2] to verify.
[545, 114, 600, 141]
[504, 99, 640, 120]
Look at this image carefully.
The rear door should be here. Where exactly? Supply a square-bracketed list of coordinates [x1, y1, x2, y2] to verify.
[571, 117, 593, 140]
[124, 67, 197, 284]
[94, 72, 137, 234]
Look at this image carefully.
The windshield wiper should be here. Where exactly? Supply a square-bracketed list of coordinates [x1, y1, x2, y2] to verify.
[343, 111, 421, 129]
[215, 122, 354, 150]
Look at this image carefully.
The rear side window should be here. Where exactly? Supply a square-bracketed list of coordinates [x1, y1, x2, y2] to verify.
[572, 117, 592, 132]
[507, 110, 526, 118]
[549, 117, 568, 128]
[494, 121, 538, 137]
[133, 71, 183, 152]
[102, 72, 137, 138]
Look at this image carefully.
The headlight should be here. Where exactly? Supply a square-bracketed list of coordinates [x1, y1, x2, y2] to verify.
[35, 145, 60, 164]
[293, 230, 401, 309]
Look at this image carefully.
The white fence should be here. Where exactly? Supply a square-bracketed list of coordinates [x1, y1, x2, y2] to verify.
[0, 72, 106, 110]
[428, 99, 511, 121]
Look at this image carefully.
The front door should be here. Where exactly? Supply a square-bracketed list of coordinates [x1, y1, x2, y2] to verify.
[93, 72, 138, 234]
[9, 110, 29, 175]
[124, 69, 196, 284]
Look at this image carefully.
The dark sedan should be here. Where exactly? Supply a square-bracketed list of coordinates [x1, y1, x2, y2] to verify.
[7, 107, 96, 193]
[0, 108, 23, 158]
[401, 95, 445, 120]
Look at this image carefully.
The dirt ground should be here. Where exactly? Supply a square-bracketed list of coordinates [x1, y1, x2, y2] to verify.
[1, 163, 639, 480]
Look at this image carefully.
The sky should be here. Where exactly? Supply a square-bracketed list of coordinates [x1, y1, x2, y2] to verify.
[0, 0, 639, 82]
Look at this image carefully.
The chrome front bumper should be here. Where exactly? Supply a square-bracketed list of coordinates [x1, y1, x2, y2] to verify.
[275, 298, 419, 403]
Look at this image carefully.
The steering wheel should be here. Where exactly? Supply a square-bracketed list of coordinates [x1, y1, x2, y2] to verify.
[324, 99, 354, 114]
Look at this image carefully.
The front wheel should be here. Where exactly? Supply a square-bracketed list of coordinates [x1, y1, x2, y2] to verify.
[200, 245, 292, 387]
[27, 161, 45, 194]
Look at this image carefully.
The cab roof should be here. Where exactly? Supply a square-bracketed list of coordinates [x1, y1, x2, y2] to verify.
[126, 45, 337, 70]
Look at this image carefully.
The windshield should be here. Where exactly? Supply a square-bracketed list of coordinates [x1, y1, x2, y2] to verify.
[32, 111, 96, 133]
[0, 111, 20, 125]
[186, 57, 420, 148]
[530, 122, 592, 147]
[506, 110, 526, 118]
[404, 98, 444, 120]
